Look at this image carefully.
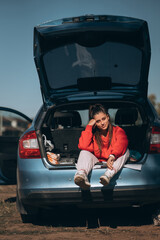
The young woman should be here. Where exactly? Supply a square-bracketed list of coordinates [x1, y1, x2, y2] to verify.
[74, 104, 129, 189]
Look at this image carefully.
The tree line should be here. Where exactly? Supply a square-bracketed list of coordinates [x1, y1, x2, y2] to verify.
[148, 94, 160, 116]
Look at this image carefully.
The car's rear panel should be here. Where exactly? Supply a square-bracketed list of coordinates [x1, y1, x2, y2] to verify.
[17, 153, 160, 209]
[17, 97, 160, 211]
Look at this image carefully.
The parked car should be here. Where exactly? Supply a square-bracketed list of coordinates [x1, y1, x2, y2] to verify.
[0, 107, 32, 184]
[16, 15, 160, 224]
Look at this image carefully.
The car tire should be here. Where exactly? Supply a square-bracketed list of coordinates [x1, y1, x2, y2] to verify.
[17, 190, 39, 223]
[21, 213, 38, 223]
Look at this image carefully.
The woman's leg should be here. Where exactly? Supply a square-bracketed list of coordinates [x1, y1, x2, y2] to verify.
[76, 150, 99, 175]
[100, 149, 130, 186]
[112, 149, 130, 174]
[74, 150, 99, 189]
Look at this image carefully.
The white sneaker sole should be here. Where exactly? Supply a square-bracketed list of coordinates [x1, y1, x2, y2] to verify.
[99, 175, 110, 186]
[74, 175, 91, 189]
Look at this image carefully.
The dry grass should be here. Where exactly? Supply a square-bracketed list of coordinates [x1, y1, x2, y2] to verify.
[0, 185, 160, 240]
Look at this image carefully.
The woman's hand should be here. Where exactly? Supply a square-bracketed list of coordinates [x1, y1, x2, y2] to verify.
[106, 156, 115, 170]
[88, 119, 96, 127]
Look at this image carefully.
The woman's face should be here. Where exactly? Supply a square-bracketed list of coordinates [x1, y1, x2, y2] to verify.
[93, 112, 110, 131]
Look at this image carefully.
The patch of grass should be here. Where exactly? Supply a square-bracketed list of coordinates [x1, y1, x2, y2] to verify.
[0, 200, 15, 216]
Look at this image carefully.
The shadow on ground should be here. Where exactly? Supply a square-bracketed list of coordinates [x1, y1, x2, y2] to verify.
[33, 206, 153, 228]
[4, 197, 16, 203]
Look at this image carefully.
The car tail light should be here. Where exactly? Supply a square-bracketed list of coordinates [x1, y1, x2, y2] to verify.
[19, 131, 41, 158]
[149, 126, 160, 153]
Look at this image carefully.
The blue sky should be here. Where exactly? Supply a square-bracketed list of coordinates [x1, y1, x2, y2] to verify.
[0, 0, 160, 118]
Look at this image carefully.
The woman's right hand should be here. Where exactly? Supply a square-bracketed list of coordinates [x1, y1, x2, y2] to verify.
[88, 119, 96, 127]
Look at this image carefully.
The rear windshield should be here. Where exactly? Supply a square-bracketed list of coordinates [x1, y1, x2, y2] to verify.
[43, 42, 142, 90]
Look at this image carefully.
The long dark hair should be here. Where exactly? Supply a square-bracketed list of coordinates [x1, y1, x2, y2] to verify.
[89, 104, 113, 154]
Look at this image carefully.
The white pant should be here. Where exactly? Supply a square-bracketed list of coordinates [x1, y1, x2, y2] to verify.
[76, 149, 130, 176]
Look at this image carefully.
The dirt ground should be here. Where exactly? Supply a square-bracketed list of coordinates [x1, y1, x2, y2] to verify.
[0, 185, 160, 240]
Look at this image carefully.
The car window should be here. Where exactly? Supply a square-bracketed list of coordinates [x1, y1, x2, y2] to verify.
[0, 110, 31, 137]
[108, 108, 143, 126]
[78, 107, 143, 127]
[52, 106, 143, 129]
[78, 110, 89, 127]
[43, 41, 142, 90]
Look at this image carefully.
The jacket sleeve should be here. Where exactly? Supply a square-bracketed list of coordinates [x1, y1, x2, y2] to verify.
[78, 125, 94, 152]
[110, 127, 128, 159]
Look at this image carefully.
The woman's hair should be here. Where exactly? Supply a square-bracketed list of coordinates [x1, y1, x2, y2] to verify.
[89, 104, 113, 155]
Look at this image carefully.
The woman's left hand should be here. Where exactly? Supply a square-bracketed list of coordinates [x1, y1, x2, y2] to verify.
[106, 156, 115, 170]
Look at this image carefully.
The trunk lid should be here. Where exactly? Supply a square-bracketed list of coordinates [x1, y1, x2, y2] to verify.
[34, 15, 151, 104]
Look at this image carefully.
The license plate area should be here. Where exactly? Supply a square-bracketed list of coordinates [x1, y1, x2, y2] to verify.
[58, 157, 75, 165]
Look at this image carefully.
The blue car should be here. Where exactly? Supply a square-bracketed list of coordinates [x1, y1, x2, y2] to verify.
[16, 15, 160, 224]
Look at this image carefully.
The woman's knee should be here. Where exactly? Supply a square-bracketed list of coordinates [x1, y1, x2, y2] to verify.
[124, 149, 130, 162]
[79, 150, 92, 158]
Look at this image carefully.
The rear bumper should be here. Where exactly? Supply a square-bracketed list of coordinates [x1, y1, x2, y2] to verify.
[18, 185, 160, 209]
[17, 154, 160, 211]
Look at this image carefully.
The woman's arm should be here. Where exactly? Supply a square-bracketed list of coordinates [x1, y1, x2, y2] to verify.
[78, 120, 96, 152]
[110, 126, 128, 159]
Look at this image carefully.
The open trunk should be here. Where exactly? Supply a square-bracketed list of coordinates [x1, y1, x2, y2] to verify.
[39, 100, 150, 167]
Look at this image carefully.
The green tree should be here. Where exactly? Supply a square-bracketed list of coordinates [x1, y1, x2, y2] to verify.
[148, 94, 160, 116]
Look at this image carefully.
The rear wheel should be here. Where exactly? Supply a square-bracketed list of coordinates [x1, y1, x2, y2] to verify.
[21, 213, 38, 223]
[17, 190, 39, 223]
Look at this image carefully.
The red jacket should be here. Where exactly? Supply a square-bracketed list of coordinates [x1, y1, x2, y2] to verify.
[78, 125, 128, 161]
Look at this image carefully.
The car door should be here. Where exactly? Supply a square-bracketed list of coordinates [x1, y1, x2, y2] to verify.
[0, 107, 32, 184]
